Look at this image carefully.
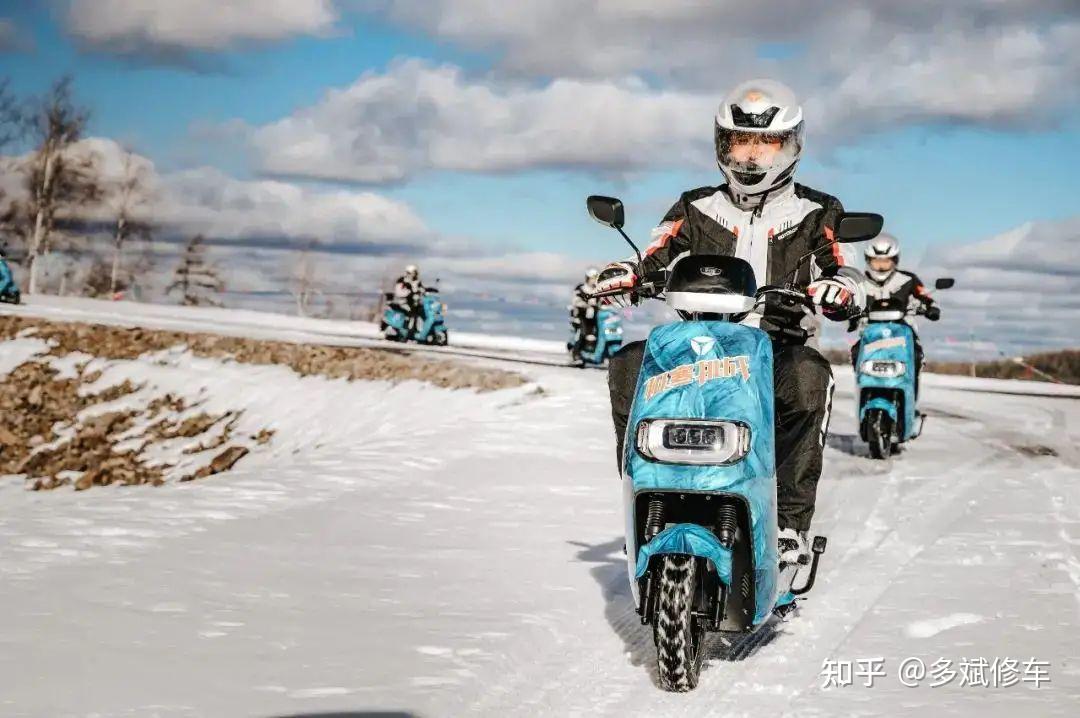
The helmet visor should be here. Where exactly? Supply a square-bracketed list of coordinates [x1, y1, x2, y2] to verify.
[715, 123, 803, 184]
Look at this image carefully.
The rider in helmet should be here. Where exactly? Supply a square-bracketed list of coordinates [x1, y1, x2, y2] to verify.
[851, 234, 940, 395]
[593, 79, 867, 566]
[0, 247, 19, 304]
[568, 268, 601, 360]
[392, 264, 427, 333]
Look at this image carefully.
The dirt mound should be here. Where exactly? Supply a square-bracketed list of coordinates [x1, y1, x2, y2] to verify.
[0, 316, 525, 391]
[0, 314, 526, 493]
[0, 360, 167, 490]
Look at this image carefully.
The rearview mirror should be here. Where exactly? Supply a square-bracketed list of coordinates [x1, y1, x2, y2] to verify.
[934, 277, 955, 290]
[835, 212, 884, 243]
[587, 196, 625, 229]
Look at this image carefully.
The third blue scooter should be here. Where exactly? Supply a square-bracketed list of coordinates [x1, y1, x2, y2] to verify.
[381, 289, 449, 345]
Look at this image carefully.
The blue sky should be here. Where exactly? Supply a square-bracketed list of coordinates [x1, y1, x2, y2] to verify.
[1, 1, 1077, 355]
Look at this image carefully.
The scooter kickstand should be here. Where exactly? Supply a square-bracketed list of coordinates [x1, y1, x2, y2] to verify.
[790, 536, 827, 596]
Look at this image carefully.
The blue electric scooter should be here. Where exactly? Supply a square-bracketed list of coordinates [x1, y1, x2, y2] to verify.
[569, 307, 623, 367]
[381, 289, 449, 345]
[0, 254, 20, 305]
[855, 281, 952, 459]
[587, 196, 882, 691]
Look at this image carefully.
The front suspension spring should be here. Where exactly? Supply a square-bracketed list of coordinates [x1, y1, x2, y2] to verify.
[645, 496, 665, 539]
[716, 503, 738, 548]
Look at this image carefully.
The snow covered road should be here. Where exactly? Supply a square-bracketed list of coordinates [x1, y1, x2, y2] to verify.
[1, 303, 1079, 716]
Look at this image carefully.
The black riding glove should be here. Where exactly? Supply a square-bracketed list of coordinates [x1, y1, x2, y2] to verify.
[759, 293, 810, 345]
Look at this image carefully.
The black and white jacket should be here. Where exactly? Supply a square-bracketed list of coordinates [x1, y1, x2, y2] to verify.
[626, 181, 864, 341]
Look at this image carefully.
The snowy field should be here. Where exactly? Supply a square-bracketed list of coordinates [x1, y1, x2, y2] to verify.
[1, 297, 1079, 717]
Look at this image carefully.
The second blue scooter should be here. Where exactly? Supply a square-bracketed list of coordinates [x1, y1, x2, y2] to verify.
[854, 281, 952, 459]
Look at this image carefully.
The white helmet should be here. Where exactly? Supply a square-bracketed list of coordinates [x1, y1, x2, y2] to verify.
[715, 79, 804, 197]
[864, 234, 899, 283]
[585, 267, 599, 285]
[404, 264, 419, 279]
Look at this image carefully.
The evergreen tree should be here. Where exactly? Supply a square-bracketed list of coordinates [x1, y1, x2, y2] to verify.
[167, 234, 223, 307]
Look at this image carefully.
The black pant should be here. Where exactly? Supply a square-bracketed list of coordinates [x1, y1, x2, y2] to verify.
[570, 309, 597, 354]
[608, 341, 834, 532]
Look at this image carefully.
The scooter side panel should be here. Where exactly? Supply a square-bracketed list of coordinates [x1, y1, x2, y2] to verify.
[419, 295, 444, 340]
[625, 321, 778, 623]
[856, 322, 916, 439]
[383, 306, 408, 331]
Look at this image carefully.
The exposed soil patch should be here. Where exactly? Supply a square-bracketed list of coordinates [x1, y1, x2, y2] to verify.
[1014, 444, 1059, 458]
[0, 315, 526, 493]
[0, 353, 251, 491]
[0, 316, 525, 391]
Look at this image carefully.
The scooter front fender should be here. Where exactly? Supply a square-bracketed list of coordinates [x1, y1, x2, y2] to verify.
[861, 396, 898, 423]
[634, 523, 733, 586]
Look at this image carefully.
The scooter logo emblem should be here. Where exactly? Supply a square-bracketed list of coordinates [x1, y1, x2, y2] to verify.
[690, 336, 715, 356]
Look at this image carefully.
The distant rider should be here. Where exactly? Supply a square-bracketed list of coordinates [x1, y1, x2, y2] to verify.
[851, 234, 939, 395]
[0, 248, 19, 304]
[569, 268, 601, 359]
[392, 264, 427, 333]
[592, 79, 866, 566]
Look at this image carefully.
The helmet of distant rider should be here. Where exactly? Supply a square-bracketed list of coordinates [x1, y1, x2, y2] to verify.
[715, 79, 804, 197]
[404, 264, 419, 280]
[585, 267, 599, 287]
[864, 234, 900, 283]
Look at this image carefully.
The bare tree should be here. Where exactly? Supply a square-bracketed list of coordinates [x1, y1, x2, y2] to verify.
[17, 77, 101, 293]
[106, 146, 154, 295]
[289, 240, 323, 316]
[167, 234, 223, 306]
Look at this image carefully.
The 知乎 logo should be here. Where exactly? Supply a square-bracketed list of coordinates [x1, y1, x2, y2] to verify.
[690, 336, 715, 356]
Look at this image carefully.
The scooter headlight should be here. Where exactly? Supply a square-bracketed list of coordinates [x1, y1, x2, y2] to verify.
[635, 419, 751, 465]
[861, 359, 906, 378]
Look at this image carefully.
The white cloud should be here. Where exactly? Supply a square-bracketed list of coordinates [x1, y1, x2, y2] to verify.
[250, 60, 713, 183]
[159, 166, 429, 247]
[245, 7, 1079, 183]
[810, 18, 1080, 136]
[359, 2, 1079, 138]
[915, 217, 1080, 358]
[0, 18, 18, 51]
[2, 137, 598, 337]
[66, 0, 337, 56]
[369, 1, 1076, 86]
[3, 137, 430, 250]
